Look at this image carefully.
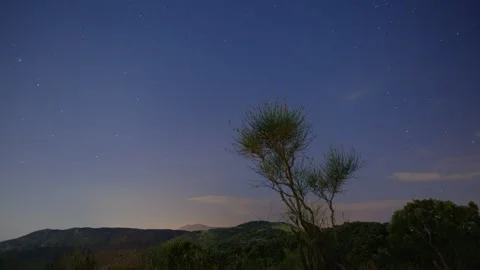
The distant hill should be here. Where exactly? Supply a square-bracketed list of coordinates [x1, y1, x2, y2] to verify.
[0, 227, 188, 252]
[167, 220, 294, 249]
[177, 224, 217, 231]
[0, 221, 294, 269]
[146, 220, 297, 269]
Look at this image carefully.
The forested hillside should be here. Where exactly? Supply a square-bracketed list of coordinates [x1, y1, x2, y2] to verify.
[1, 199, 479, 270]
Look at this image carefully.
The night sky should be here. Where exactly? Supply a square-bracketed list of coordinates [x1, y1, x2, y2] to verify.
[1, 0, 479, 241]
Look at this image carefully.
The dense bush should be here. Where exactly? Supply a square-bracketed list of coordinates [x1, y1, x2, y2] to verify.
[384, 199, 480, 270]
[143, 199, 480, 270]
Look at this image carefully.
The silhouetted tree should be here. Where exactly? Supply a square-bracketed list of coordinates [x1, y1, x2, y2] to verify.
[232, 99, 363, 270]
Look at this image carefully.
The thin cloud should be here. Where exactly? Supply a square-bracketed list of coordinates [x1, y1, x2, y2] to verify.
[188, 195, 480, 225]
[344, 91, 363, 101]
[443, 172, 480, 180]
[188, 195, 272, 216]
[335, 200, 407, 211]
[189, 196, 406, 216]
[476, 130, 480, 137]
[188, 195, 266, 205]
[391, 171, 480, 182]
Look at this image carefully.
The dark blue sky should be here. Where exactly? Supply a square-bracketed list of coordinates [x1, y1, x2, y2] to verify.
[1, 0, 479, 241]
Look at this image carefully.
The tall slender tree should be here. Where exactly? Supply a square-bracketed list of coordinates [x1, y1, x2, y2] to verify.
[232, 99, 363, 269]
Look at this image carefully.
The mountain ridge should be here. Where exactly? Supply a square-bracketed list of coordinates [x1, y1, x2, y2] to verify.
[0, 220, 293, 269]
[0, 227, 188, 252]
[177, 223, 218, 231]
[0, 221, 290, 253]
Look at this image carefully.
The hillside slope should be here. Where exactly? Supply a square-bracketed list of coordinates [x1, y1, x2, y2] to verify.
[171, 220, 293, 248]
[0, 227, 188, 252]
[0, 221, 293, 269]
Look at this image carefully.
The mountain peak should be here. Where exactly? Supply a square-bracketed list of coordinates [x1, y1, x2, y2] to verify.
[177, 224, 216, 231]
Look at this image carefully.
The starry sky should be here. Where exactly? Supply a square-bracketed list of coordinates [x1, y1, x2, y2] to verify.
[1, 0, 479, 241]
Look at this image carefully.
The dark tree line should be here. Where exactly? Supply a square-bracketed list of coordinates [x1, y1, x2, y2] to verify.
[143, 199, 480, 270]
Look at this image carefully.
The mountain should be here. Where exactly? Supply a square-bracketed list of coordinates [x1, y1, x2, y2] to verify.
[147, 221, 297, 269]
[0, 227, 188, 252]
[168, 220, 294, 249]
[0, 221, 295, 269]
[177, 224, 217, 231]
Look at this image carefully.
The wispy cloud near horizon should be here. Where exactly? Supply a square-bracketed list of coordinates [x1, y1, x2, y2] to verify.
[188, 195, 407, 221]
[187, 194, 480, 225]
[335, 200, 407, 211]
[390, 171, 480, 182]
[188, 195, 268, 205]
[188, 195, 274, 217]
[189, 195, 408, 210]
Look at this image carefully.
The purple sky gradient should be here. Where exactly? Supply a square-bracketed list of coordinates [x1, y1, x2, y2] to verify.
[1, 0, 479, 241]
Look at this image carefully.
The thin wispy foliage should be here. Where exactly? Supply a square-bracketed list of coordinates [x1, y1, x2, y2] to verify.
[307, 146, 364, 226]
[232, 99, 364, 270]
